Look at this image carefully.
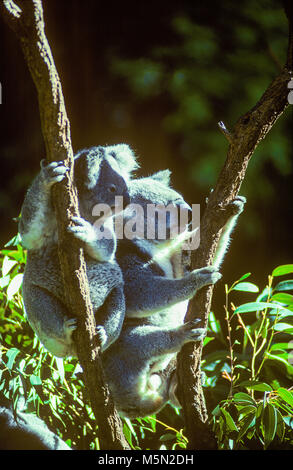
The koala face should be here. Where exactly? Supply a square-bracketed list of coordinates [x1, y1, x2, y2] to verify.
[125, 170, 192, 241]
[74, 145, 138, 223]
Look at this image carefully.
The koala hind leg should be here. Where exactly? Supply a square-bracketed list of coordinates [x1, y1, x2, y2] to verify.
[23, 285, 77, 357]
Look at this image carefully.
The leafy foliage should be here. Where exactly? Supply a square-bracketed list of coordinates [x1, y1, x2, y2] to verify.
[0, 238, 292, 449]
[204, 269, 293, 449]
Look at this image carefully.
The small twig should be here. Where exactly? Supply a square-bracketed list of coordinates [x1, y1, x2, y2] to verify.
[218, 121, 233, 144]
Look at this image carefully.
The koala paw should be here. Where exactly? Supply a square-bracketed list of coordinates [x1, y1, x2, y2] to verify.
[64, 318, 78, 342]
[227, 196, 246, 216]
[95, 325, 108, 348]
[41, 160, 69, 187]
[182, 320, 207, 343]
[68, 216, 97, 244]
[190, 265, 222, 289]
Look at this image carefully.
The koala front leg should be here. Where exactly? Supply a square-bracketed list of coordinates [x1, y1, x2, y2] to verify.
[19, 160, 68, 250]
[125, 265, 221, 317]
[68, 216, 116, 262]
[130, 320, 206, 360]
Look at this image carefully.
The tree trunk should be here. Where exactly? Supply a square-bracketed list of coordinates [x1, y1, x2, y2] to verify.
[0, 0, 129, 450]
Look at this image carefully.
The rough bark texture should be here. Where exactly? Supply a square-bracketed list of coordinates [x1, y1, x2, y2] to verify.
[0, 0, 129, 450]
[176, 20, 292, 449]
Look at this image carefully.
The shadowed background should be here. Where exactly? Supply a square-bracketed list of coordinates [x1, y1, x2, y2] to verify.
[0, 0, 292, 289]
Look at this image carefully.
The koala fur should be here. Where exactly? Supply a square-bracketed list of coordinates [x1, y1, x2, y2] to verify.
[102, 171, 245, 419]
[0, 396, 71, 450]
[19, 144, 138, 357]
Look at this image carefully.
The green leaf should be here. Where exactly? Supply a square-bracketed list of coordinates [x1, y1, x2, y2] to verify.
[237, 405, 256, 417]
[234, 302, 276, 314]
[271, 293, 293, 305]
[7, 274, 23, 300]
[233, 392, 256, 405]
[237, 413, 256, 442]
[0, 275, 10, 289]
[220, 408, 238, 432]
[30, 375, 42, 386]
[55, 357, 65, 383]
[6, 348, 20, 370]
[237, 380, 273, 392]
[277, 388, 293, 407]
[274, 280, 293, 292]
[271, 342, 293, 351]
[237, 273, 252, 282]
[273, 322, 293, 333]
[124, 418, 138, 439]
[263, 403, 277, 449]
[232, 282, 259, 293]
[2, 256, 17, 276]
[208, 311, 221, 335]
[272, 265, 293, 277]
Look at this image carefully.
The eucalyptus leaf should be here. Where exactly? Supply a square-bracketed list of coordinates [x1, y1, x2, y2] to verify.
[277, 388, 293, 407]
[274, 280, 293, 292]
[234, 302, 276, 314]
[263, 403, 277, 449]
[2, 256, 17, 276]
[272, 265, 293, 277]
[7, 274, 23, 300]
[6, 348, 20, 370]
[237, 380, 272, 392]
[220, 408, 238, 432]
[232, 282, 259, 293]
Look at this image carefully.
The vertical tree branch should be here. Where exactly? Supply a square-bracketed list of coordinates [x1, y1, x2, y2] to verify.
[177, 16, 292, 449]
[0, 0, 129, 450]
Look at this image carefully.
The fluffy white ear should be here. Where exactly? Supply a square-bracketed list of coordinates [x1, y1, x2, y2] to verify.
[108, 144, 140, 175]
[151, 169, 172, 186]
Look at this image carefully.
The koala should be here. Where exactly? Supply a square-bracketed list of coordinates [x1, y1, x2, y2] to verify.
[19, 144, 138, 357]
[102, 171, 245, 418]
[0, 396, 72, 450]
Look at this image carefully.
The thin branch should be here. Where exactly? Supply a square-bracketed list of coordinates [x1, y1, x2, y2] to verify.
[176, 13, 292, 449]
[0, 0, 129, 450]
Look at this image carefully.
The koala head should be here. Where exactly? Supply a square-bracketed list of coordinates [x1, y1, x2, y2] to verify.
[124, 170, 192, 241]
[74, 144, 138, 222]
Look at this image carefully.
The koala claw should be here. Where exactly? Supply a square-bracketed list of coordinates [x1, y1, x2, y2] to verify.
[191, 266, 222, 288]
[95, 325, 107, 347]
[41, 160, 69, 186]
[183, 321, 207, 342]
[64, 318, 78, 342]
[64, 318, 78, 330]
[67, 217, 97, 243]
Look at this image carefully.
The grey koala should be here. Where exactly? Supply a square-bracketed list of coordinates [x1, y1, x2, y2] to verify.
[19, 144, 138, 357]
[102, 170, 246, 418]
[0, 395, 72, 450]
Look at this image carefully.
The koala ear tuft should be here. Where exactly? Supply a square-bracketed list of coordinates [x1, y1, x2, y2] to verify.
[151, 170, 172, 186]
[109, 144, 140, 176]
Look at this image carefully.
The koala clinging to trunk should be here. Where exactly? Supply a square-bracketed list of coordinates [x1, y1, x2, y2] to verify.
[102, 170, 245, 419]
[19, 144, 138, 357]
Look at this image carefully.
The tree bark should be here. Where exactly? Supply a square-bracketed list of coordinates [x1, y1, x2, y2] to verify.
[177, 14, 292, 449]
[0, 0, 129, 450]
